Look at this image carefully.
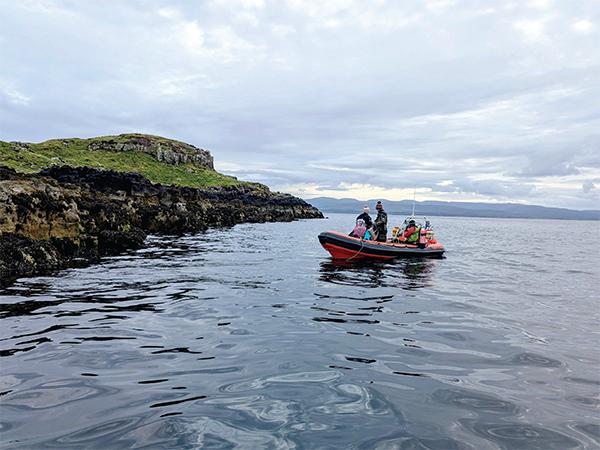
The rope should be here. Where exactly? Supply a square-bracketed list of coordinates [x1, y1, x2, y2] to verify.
[346, 237, 366, 261]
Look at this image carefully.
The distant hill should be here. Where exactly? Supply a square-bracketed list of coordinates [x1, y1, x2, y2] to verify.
[307, 197, 600, 220]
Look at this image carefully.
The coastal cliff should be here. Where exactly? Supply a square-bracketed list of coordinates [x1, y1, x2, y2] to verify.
[0, 134, 322, 283]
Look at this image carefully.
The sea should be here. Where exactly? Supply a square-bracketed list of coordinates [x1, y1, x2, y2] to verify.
[0, 214, 599, 449]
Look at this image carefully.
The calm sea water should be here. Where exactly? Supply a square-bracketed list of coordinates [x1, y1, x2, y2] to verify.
[1, 214, 599, 449]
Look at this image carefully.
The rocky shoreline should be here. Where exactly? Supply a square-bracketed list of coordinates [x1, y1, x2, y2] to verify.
[0, 165, 322, 285]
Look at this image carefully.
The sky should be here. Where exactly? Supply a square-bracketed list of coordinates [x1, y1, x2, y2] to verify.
[1, 0, 599, 209]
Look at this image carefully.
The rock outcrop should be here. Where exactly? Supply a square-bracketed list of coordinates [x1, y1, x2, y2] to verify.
[86, 134, 214, 169]
[0, 166, 322, 284]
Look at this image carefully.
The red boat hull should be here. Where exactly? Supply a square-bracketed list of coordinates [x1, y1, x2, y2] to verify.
[321, 241, 396, 260]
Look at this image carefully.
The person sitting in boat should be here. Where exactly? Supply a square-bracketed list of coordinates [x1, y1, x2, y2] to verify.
[401, 219, 421, 245]
[349, 218, 368, 238]
[356, 205, 373, 229]
[373, 201, 388, 242]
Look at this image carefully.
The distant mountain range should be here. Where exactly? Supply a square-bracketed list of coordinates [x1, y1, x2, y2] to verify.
[306, 197, 600, 220]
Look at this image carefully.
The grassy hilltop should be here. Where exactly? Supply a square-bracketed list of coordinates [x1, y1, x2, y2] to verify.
[0, 133, 244, 188]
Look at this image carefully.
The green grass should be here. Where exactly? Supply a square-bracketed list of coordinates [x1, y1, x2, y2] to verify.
[0, 136, 246, 188]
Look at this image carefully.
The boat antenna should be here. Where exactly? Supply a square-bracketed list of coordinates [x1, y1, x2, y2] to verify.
[411, 188, 416, 216]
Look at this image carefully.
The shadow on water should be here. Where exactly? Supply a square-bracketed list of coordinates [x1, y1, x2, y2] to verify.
[319, 257, 438, 290]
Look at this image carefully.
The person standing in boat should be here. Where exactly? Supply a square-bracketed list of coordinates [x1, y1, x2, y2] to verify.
[356, 205, 373, 229]
[373, 201, 388, 242]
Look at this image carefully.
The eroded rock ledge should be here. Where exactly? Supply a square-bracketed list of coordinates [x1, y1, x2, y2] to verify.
[86, 134, 214, 168]
[0, 166, 322, 284]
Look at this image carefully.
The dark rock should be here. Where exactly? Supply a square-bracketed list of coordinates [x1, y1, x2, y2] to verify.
[97, 228, 146, 256]
[0, 166, 322, 284]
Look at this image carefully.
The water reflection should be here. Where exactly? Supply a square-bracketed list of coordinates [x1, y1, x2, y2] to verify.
[319, 257, 437, 290]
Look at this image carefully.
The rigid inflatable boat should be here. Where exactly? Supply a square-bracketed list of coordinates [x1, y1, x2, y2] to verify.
[319, 231, 445, 260]
[318, 216, 445, 260]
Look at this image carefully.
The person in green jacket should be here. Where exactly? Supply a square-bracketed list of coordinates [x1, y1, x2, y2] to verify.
[373, 201, 388, 242]
[402, 219, 421, 244]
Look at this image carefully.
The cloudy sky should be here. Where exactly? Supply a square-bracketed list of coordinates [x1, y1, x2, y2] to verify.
[1, 0, 599, 208]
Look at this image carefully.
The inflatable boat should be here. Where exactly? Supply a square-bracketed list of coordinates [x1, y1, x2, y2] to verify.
[318, 231, 445, 260]
[319, 215, 444, 260]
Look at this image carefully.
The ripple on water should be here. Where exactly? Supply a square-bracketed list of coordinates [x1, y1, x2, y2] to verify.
[566, 395, 600, 409]
[43, 415, 145, 448]
[362, 435, 472, 450]
[314, 383, 392, 416]
[432, 388, 520, 416]
[508, 352, 564, 368]
[572, 422, 600, 442]
[188, 416, 295, 449]
[460, 419, 581, 449]
[563, 376, 600, 386]
[2, 379, 116, 411]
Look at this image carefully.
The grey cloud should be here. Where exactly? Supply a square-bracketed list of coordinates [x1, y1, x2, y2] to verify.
[518, 159, 581, 178]
[1, 0, 600, 208]
[453, 179, 537, 199]
[582, 180, 596, 193]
